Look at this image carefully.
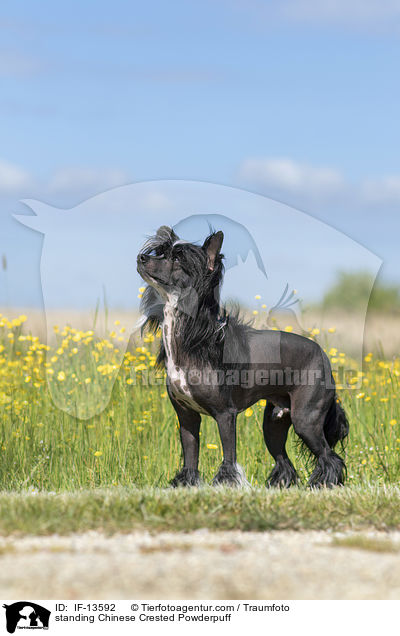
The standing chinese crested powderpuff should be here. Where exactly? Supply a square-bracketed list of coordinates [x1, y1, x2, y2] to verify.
[137, 225, 349, 488]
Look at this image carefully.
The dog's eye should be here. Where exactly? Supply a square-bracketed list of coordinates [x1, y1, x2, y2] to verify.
[148, 248, 165, 258]
[172, 250, 182, 263]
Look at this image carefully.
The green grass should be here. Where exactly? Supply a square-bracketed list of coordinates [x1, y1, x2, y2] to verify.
[331, 534, 400, 553]
[0, 386, 399, 492]
[1, 485, 400, 536]
[2, 313, 400, 537]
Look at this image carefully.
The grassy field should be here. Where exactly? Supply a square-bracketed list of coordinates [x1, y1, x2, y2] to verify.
[1, 307, 400, 534]
[1, 486, 400, 536]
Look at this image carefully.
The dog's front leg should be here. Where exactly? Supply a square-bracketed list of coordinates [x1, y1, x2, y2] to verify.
[169, 393, 202, 487]
[212, 411, 249, 487]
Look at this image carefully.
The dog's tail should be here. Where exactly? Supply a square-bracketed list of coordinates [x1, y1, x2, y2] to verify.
[323, 396, 349, 449]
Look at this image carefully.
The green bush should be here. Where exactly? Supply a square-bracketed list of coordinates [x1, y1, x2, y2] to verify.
[322, 271, 400, 312]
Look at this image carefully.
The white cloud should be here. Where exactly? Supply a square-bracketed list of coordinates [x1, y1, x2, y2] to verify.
[48, 167, 130, 196]
[361, 174, 400, 205]
[0, 159, 33, 193]
[238, 156, 346, 200]
[279, 0, 400, 26]
[3, 154, 400, 213]
[227, 0, 400, 32]
[0, 159, 130, 202]
[0, 50, 42, 77]
[237, 155, 400, 210]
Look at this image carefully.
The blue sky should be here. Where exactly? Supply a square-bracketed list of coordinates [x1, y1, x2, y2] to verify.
[1, 0, 400, 308]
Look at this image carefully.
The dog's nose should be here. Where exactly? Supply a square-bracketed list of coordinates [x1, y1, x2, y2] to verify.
[138, 253, 149, 264]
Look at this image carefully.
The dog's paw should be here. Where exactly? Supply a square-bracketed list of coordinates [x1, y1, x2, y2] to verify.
[266, 457, 298, 488]
[212, 462, 250, 488]
[170, 467, 202, 488]
[307, 453, 345, 489]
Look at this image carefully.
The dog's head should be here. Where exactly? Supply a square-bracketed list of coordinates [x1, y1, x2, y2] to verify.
[137, 225, 224, 305]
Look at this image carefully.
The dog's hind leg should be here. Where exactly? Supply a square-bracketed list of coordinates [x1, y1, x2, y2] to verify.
[263, 404, 298, 488]
[212, 410, 249, 487]
[168, 394, 202, 487]
[291, 392, 346, 488]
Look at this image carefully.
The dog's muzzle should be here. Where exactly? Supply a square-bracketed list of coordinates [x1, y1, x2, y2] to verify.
[138, 253, 150, 265]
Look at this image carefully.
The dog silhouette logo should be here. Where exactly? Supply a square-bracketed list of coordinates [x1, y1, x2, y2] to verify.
[2, 602, 51, 633]
[14, 180, 381, 418]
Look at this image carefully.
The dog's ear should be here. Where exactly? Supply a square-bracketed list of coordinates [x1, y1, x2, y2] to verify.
[202, 231, 224, 271]
[156, 225, 178, 242]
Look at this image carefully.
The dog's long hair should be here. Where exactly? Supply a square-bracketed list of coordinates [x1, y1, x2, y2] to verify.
[139, 227, 251, 368]
[137, 225, 349, 487]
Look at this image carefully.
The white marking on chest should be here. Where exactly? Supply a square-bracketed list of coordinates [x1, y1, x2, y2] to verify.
[162, 298, 210, 414]
[163, 300, 193, 400]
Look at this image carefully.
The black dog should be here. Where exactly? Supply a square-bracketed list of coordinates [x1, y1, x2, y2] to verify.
[137, 226, 349, 488]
